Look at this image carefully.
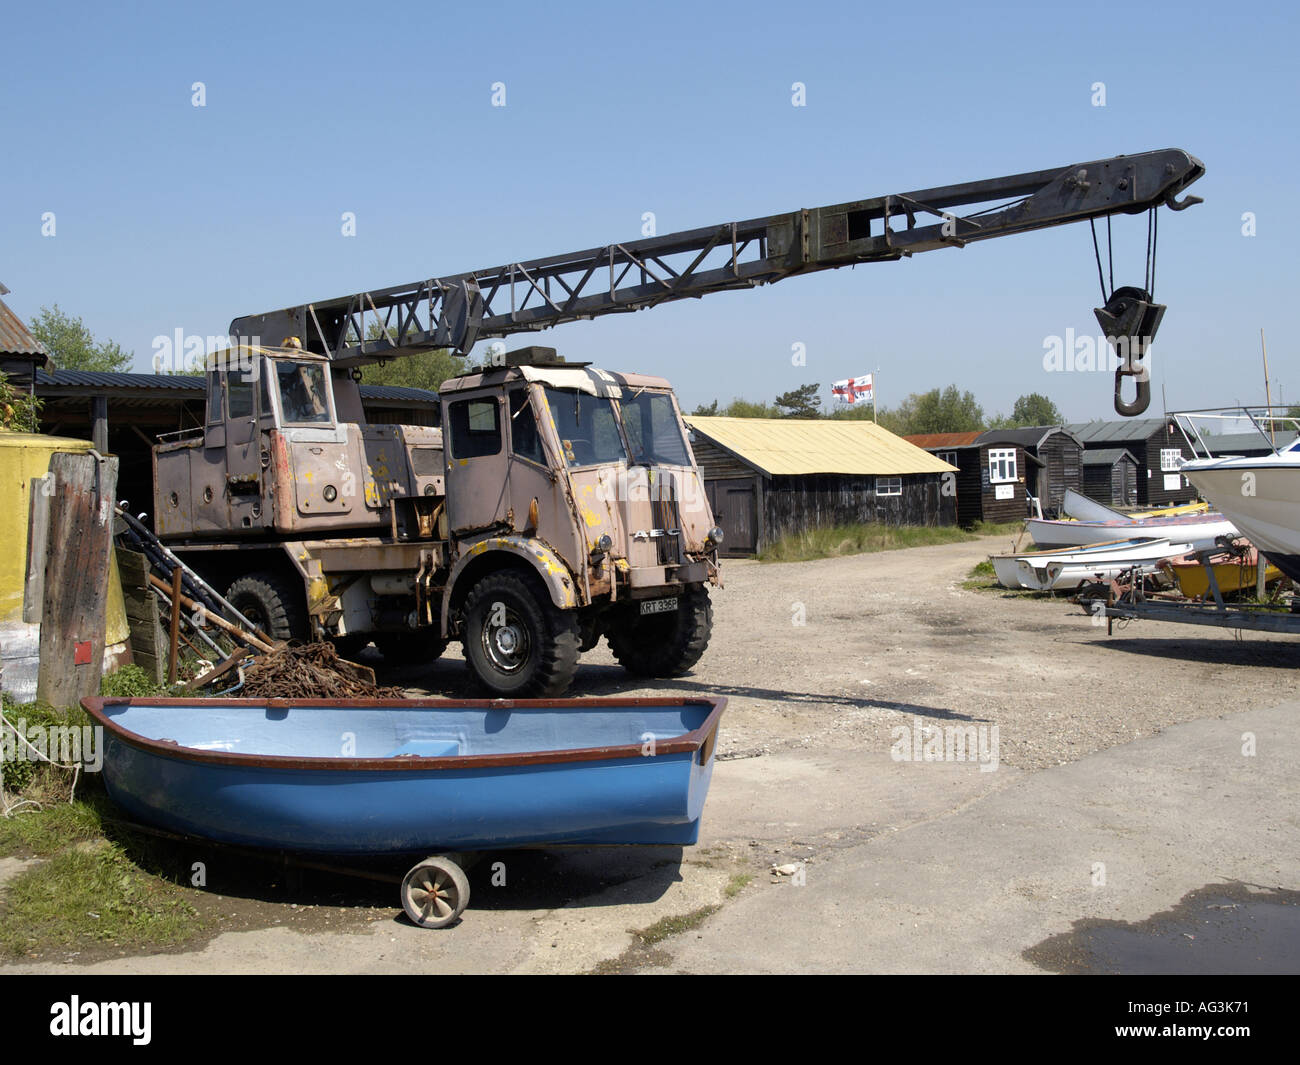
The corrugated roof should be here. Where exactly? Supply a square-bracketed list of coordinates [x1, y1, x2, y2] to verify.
[1082, 447, 1139, 466]
[688, 417, 956, 477]
[903, 431, 982, 449]
[33, 369, 439, 405]
[358, 384, 441, 404]
[1067, 418, 1170, 443]
[975, 425, 1081, 449]
[37, 369, 204, 390]
[0, 298, 49, 358]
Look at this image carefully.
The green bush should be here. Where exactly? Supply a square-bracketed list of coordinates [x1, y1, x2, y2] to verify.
[99, 664, 166, 699]
[1, 698, 88, 794]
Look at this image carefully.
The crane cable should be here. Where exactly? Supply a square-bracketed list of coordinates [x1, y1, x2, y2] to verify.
[1089, 219, 1110, 302]
[1145, 207, 1159, 299]
[1091, 207, 1160, 301]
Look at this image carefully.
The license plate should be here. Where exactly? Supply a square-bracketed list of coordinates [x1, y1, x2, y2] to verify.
[640, 597, 678, 616]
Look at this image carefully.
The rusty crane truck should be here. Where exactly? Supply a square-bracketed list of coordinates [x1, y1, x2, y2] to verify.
[150, 148, 1204, 696]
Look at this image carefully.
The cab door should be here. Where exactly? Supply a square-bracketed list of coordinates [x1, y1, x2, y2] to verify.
[444, 391, 509, 535]
[504, 385, 575, 558]
[223, 366, 265, 530]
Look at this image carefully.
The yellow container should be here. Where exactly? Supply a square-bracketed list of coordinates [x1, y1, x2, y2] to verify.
[0, 430, 128, 643]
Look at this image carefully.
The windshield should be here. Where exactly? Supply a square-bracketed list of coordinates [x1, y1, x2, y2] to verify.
[542, 387, 627, 467]
[619, 390, 691, 466]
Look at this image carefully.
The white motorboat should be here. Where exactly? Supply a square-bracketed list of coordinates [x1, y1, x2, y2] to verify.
[1176, 413, 1300, 584]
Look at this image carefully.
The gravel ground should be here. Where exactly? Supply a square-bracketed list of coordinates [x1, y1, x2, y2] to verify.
[408, 533, 1300, 770]
[8, 534, 1295, 974]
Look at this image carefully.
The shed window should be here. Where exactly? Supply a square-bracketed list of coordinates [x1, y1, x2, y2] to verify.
[1160, 448, 1183, 472]
[877, 476, 902, 497]
[988, 448, 1017, 483]
[937, 451, 958, 467]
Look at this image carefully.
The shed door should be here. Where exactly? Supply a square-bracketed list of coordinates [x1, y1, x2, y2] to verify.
[706, 478, 758, 556]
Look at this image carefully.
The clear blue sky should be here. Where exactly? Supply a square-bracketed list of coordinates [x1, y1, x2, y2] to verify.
[3, 0, 1297, 420]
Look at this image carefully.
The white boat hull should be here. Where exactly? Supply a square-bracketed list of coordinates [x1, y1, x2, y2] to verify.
[990, 537, 1185, 590]
[1180, 457, 1300, 583]
[1026, 515, 1236, 551]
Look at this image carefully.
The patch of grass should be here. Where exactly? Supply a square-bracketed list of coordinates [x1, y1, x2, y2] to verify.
[759, 523, 981, 563]
[0, 839, 204, 958]
[1, 698, 93, 795]
[0, 797, 107, 858]
[962, 559, 997, 590]
[758, 519, 1029, 564]
[630, 904, 720, 946]
[724, 872, 752, 898]
[970, 520, 1026, 537]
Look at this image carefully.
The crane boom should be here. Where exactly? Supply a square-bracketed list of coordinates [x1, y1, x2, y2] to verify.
[231, 148, 1203, 370]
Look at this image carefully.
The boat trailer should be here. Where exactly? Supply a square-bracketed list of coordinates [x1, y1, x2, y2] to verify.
[1077, 551, 1300, 635]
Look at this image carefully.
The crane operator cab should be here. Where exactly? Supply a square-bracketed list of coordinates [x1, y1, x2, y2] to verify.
[153, 344, 442, 539]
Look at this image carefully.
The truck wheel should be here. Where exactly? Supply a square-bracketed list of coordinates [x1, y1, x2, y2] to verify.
[330, 634, 371, 660]
[608, 585, 712, 677]
[373, 631, 448, 665]
[462, 572, 579, 697]
[226, 571, 307, 643]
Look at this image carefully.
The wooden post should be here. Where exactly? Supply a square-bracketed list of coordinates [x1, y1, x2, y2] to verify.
[90, 395, 109, 454]
[167, 567, 183, 685]
[36, 452, 120, 708]
[1258, 555, 1267, 600]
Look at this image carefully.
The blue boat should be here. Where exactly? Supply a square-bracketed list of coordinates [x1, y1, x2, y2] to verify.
[80, 694, 725, 927]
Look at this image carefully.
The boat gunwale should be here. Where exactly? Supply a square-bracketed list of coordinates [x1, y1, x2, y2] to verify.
[989, 535, 1169, 562]
[79, 695, 728, 772]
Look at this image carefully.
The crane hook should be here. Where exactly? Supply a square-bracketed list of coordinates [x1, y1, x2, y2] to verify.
[1095, 286, 1165, 417]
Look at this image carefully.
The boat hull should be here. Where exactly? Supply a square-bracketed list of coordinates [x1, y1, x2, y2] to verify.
[991, 538, 1177, 590]
[1026, 515, 1236, 550]
[1180, 459, 1300, 584]
[83, 697, 725, 855]
[1165, 558, 1281, 599]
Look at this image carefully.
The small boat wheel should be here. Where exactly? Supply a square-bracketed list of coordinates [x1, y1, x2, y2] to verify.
[401, 856, 470, 929]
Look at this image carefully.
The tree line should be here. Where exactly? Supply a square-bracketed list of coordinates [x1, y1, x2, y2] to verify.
[690, 383, 1069, 435]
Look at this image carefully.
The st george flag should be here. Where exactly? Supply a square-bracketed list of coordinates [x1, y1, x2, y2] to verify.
[831, 373, 873, 405]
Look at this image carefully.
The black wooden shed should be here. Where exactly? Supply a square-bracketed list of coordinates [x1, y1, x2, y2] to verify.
[686, 416, 957, 556]
[1081, 447, 1139, 507]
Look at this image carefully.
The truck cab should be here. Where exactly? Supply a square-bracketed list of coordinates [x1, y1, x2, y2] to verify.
[437, 349, 722, 693]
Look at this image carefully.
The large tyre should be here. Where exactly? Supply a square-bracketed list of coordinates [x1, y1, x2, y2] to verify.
[226, 571, 307, 643]
[373, 630, 448, 665]
[329, 634, 371, 660]
[608, 585, 712, 678]
[462, 572, 579, 697]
